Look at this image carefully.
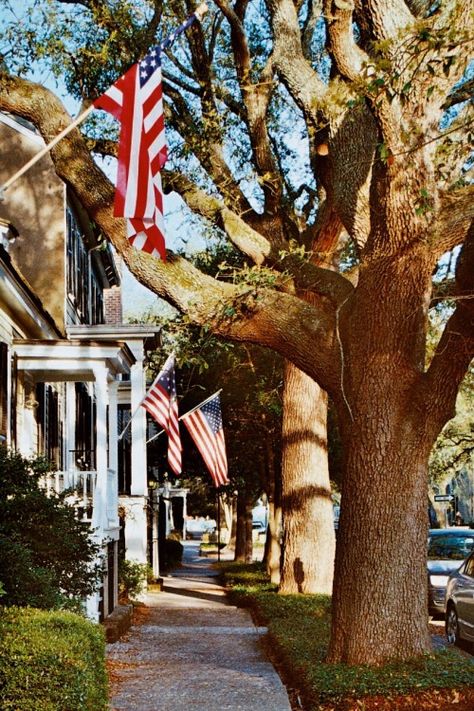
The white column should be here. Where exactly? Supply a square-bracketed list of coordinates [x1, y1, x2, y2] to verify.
[108, 380, 119, 530]
[130, 350, 147, 496]
[108, 381, 119, 475]
[92, 364, 108, 533]
[65, 382, 76, 489]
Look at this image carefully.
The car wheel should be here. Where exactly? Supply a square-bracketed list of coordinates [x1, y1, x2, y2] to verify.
[446, 605, 460, 645]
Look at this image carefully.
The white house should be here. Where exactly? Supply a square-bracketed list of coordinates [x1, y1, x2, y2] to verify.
[0, 111, 159, 621]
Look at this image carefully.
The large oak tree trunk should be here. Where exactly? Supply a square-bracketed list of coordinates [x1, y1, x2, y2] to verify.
[279, 361, 335, 594]
[328, 245, 436, 664]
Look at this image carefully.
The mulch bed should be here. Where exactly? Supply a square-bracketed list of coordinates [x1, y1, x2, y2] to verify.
[311, 687, 474, 710]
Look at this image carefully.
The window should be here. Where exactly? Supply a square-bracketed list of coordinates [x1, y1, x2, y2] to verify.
[428, 534, 474, 561]
[464, 556, 474, 578]
[35, 383, 63, 469]
[66, 207, 105, 325]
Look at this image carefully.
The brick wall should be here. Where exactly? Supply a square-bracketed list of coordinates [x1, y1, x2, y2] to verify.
[103, 286, 122, 324]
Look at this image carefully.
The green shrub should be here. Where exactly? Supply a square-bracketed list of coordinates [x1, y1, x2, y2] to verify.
[118, 559, 151, 601]
[0, 607, 108, 710]
[0, 447, 101, 609]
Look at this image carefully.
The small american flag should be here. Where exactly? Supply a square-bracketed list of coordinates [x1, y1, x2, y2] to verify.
[93, 14, 198, 259]
[142, 355, 182, 475]
[182, 393, 229, 488]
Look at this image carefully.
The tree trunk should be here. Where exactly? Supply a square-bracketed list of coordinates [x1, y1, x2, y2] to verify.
[279, 361, 336, 594]
[327, 248, 435, 664]
[234, 491, 253, 563]
[234, 491, 247, 562]
[223, 492, 237, 551]
[262, 431, 282, 584]
[264, 498, 282, 584]
[244, 493, 254, 563]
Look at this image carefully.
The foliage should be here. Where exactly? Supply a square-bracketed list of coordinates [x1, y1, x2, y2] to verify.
[0, 447, 101, 609]
[0, 606, 108, 711]
[118, 559, 151, 601]
[219, 562, 474, 709]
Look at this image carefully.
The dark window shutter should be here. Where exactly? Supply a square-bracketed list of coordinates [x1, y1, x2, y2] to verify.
[0, 342, 8, 439]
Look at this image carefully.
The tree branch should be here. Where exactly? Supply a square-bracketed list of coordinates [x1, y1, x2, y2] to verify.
[0, 71, 341, 393]
[423, 219, 474, 429]
[323, 0, 368, 81]
[432, 185, 474, 257]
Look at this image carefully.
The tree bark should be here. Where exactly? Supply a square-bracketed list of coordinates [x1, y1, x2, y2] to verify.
[244, 496, 253, 564]
[279, 361, 336, 594]
[328, 245, 436, 664]
[234, 491, 247, 562]
[234, 490, 253, 563]
[262, 429, 282, 584]
[264, 498, 282, 585]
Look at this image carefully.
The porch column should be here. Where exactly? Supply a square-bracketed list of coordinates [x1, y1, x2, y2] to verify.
[108, 380, 119, 530]
[130, 348, 146, 496]
[65, 382, 76, 490]
[92, 364, 109, 533]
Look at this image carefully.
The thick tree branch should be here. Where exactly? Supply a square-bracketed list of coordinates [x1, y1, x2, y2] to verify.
[0, 71, 341, 393]
[432, 185, 474, 257]
[266, 0, 328, 130]
[443, 78, 474, 110]
[163, 168, 354, 305]
[423, 220, 474, 429]
[323, 0, 368, 81]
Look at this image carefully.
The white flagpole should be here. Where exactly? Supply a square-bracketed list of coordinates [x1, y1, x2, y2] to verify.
[121, 352, 177, 441]
[0, 105, 95, 198]
[118, 370, 161, 441]
[146, 388, 222, 445]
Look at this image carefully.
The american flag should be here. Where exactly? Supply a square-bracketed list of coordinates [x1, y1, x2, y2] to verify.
[93, 14, 198, 260]
[141, 355, 182, 475]
[182, 393, 229, 488]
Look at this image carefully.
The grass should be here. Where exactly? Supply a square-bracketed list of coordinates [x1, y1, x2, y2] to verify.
[218, 562, 474, 710]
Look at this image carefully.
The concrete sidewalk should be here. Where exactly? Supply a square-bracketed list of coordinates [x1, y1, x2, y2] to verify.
[108, 541, 292, 711]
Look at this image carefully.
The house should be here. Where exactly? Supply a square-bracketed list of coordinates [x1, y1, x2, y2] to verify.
[0, 111, 160, 621]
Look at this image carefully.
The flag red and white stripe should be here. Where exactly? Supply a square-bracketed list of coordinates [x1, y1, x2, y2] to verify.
[141, 355, 182, 475]
[93, 14, 198, 259]
[182, 393, 228, 487]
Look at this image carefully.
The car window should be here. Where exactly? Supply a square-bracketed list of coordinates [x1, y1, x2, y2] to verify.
[465, 556, 474, 577]
[427, 535, 474, 560]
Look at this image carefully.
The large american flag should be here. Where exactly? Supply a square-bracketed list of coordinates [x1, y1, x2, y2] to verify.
[141, 355, 182, 476]
[93, 14, 198, 259]
[182, 393, 229, 488]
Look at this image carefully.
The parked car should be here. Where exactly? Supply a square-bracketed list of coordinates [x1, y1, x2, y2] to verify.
[428, 528, 474, 616]
[445, 551, 474, 646]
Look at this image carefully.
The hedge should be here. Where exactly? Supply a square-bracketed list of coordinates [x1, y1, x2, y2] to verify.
[0, 607, 108, 711]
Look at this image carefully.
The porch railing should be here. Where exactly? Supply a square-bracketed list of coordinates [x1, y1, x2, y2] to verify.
[42, 469, 118, 529]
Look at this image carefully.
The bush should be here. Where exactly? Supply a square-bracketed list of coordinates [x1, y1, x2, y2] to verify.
[0, 607, 108, 710]
[0, 448, 101, 609]
[118, 559, 151, 601]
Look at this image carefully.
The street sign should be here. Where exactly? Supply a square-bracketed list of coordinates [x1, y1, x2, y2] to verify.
[434, 494, 454, 502]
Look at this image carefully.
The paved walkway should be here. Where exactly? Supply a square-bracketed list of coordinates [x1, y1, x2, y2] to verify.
[108, 542, 292, 711]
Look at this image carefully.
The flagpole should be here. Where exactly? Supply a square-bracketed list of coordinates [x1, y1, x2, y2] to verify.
[145, 388, 223, 445]
[217, 489, 221, 563]
[0, 4, 208, 200]
[0, 104, 95, 198]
